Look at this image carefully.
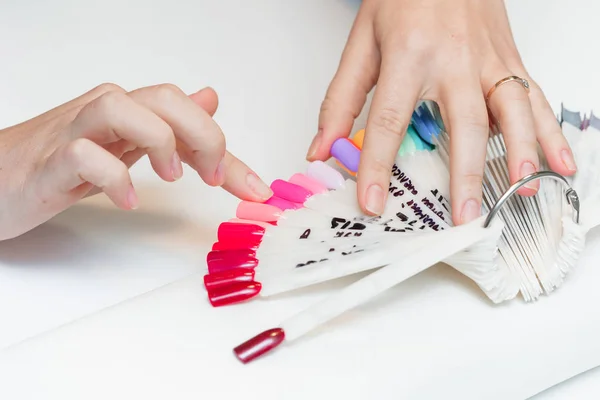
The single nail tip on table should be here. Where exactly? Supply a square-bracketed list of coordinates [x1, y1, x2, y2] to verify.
[233, 327, 286, 364]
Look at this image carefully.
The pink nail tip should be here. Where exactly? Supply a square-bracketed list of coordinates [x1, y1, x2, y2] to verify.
[289, 173, 328, 194]
[233, 328, 286, 364]
[270, 179, 312, 203]
[265, 196, 301, 211]
[236, 201, 282, 222]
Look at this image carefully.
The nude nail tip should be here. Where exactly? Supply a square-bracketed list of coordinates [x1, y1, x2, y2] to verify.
[236, 201, 282, 222]
[289, 173, 328, 194]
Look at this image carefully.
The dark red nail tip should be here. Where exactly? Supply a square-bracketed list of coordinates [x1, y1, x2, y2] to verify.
[203, 269, 255, 290]
[206, 249, 258, 274]
[233, 328, 285, 364]
[217, 222, 265, 243]
[207, 281, 262, 307]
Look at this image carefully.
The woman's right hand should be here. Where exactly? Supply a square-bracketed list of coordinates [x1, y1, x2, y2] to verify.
[0, 83, 273, 241]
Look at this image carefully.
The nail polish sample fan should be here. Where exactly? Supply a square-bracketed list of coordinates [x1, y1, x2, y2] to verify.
[203, 101, 600, 364]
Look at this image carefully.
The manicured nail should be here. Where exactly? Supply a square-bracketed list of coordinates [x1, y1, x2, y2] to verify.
[233, 327, 285, 364]
[236, 201, 282, 222]
[350, 129, 365, 149]
[520, 162, 538, 190]
[203, 269, 255, 291]
[265, 196, 301, 210]
[365, 184, 384, 215]
[246, 173, 273, 200]
[306, 129, 323, 160]
[214, 157, 226, 185]
[270, 179, 312, 203]
[127, 184, 139, 210]
[171, 151, 183, 181]
[306, 161, 345, 190]
[460, 199, 480, 224]
[206, 249, 258, 274]
[561, 149, 577, 172]
[207, 281, 262, 307]
[289, 173, 328, 194]
[217, 222, 265, 245]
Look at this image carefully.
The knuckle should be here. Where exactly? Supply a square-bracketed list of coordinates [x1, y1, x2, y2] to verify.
[371, 108, 408, 137]
[64, 138, 91, 164]
[391, 30, 434, 59]
[92, 82, 126, 96]
[152, 83, 185, 101]
[90, 90, 126, 116]
[461, 173, 484, 189]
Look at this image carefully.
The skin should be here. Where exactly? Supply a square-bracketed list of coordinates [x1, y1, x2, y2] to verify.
[0, 83, 273, 241]
[308, 0, 577, 225]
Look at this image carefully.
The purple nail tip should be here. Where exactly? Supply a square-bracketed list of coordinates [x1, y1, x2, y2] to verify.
[331, 139, 360, 172]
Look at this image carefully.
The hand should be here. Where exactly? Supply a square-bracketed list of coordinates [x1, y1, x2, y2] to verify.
[308, 0, 577, 225]
[0, 83, 273, 241]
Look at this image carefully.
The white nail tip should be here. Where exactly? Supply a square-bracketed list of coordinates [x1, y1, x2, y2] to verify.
[306, 161, 345, 190]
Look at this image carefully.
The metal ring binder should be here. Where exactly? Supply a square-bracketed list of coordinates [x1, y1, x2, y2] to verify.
[484, 171, 580, 228]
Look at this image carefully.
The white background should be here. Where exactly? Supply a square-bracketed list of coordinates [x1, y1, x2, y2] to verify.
[0, 0, 599, 398]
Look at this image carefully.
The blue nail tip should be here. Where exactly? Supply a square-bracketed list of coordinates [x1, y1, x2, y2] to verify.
[411, 111, 435, 145]
[561, 103, 582, 128]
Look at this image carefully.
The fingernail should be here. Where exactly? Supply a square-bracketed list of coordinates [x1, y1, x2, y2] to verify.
[127, 184, 139, 210]
[246, 173, 273, 200]
[520, 162, 538, 190]
[306, 129, 323, 160]
[214, 157, 226, 185]
[561, 149, 577, 172]
[460, 199, 480, 224]
[365, 184, 384, 215]
[171, 151, 183, 181]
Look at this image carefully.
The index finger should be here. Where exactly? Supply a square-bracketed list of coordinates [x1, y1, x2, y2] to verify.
[128, 84, 227, 186]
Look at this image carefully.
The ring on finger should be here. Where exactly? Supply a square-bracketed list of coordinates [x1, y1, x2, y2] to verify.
[485, 75, 530, 103]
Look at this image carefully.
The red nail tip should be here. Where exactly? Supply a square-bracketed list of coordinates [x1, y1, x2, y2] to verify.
[217, 222, 265, 244]
[203, 269, 255, 290]
[208, 281, 262, 307]
[207, 255, 258, 274]
[206, 249, 258, 274]
[233, 328, 286, 364]
[211, 241, 260, 252]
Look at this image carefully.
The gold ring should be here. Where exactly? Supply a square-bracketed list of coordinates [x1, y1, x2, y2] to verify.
[485, 75, 530, 102]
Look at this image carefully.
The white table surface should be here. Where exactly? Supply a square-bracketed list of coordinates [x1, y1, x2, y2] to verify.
[0, 0, 599, 398]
